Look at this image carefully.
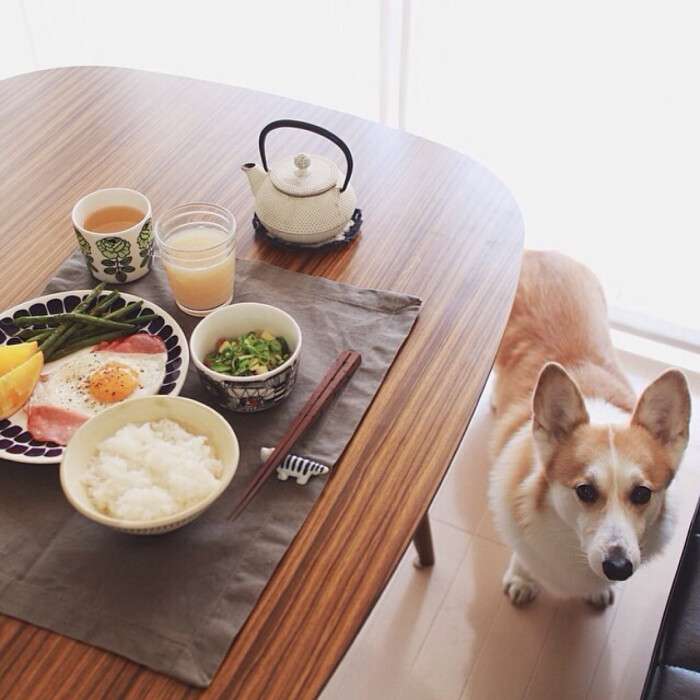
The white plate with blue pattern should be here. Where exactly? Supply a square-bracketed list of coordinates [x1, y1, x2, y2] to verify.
[0, 290, 189, 464]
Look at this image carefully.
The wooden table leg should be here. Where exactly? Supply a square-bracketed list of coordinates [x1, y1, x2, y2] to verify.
[412, 512, 435, 568]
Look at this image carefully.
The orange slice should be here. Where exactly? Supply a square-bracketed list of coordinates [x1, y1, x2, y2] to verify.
[0, 350, 44, 420]
[0, 341, 39, 377]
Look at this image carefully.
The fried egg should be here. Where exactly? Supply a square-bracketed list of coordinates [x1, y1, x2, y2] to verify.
[29, 348, 167, 417]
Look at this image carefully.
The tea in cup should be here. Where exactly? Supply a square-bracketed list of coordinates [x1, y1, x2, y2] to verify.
[155, 203, 236, 316]
[72, 188, 153, 284]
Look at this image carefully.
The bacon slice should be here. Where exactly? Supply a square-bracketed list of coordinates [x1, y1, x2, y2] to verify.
[94, 333, 167, 355]
[26, 404, 90, 445]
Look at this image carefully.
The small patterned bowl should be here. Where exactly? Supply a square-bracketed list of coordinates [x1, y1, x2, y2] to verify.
[60, 396, 239, 535]
[189, 302, 302, 412]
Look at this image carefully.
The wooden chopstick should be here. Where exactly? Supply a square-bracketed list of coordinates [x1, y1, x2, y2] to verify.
[227, 349, 362, 521]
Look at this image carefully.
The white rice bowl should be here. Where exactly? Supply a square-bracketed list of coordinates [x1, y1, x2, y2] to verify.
[60, 396, 239, 534]
[82, 419, 224, 521]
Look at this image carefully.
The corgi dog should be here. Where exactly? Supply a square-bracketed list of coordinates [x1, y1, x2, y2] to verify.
[489, 250, 691, 607]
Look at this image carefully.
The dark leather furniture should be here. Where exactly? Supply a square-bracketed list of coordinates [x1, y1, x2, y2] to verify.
[642, 498, 700, 698]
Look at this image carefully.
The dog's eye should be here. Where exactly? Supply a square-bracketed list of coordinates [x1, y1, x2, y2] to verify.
[575, 483, 598, 503]
[631, 485, 652, 505]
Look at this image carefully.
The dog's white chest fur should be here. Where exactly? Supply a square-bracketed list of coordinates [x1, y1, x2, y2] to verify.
[490, 479, 613, 599]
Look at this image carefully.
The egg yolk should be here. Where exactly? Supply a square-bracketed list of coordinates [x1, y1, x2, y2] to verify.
[87, 362, 139, 403]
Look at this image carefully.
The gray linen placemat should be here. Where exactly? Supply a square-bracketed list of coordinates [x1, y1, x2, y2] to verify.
[0, 252, 421, 687]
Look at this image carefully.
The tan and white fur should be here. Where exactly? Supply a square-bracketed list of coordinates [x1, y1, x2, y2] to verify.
[489, 250, 691, 607]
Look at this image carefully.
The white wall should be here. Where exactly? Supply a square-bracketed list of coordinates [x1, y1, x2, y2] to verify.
[1, 1, 36, 74]
[1, 1, 384, 120]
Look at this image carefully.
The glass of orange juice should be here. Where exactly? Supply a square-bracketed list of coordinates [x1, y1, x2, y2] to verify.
[155, 203, 236, 316]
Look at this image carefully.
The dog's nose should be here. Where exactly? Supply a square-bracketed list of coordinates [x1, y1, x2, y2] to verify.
[602, 549, 633, 581]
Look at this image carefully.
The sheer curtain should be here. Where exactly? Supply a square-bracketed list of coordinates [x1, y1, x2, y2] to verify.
[2, 0, 698, 358]
[402, 0, 699, 357]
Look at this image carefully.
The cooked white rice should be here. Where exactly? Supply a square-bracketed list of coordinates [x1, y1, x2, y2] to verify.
[81, 418, 224, 521]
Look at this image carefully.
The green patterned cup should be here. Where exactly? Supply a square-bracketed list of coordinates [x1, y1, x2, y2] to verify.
[72, 188, 154, 284]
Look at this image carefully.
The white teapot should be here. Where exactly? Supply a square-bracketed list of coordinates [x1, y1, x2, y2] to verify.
[242, 120, 357, 244]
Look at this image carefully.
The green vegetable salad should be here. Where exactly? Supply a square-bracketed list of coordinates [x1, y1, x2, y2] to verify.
[205, 331, 291, 376]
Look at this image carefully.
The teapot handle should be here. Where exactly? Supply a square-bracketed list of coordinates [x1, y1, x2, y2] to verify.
[259, 119, 354, 193]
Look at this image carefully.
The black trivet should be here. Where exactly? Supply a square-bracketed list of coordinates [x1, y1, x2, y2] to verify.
[253, 208, 362, 250]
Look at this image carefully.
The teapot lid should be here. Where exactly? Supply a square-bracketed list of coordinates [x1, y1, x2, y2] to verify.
[269, 153, 339, 197]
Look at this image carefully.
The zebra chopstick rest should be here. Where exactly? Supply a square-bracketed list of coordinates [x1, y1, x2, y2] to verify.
[259, 447, 330, 485]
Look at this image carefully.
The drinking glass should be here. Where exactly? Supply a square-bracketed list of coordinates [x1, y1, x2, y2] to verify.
[155, 203, 236, 316]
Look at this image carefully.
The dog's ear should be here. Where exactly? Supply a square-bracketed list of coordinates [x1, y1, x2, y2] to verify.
[632, 369, 691, 468]
[532, 362, 589, 464]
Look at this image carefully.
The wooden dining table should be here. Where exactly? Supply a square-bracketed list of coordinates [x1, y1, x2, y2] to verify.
[0, 67, 523, 698]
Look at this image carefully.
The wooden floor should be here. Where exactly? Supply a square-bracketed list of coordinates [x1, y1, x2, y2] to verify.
[322, 351, 700, 700]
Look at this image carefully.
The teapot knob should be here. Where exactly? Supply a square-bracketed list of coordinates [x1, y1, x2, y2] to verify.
[294, 153, 311, 170]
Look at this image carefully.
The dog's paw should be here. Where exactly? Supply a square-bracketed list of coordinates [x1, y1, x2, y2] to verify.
[504, 575, 539, 605]
[585, 587, 615, 608]
[503, 556, 539, 605]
